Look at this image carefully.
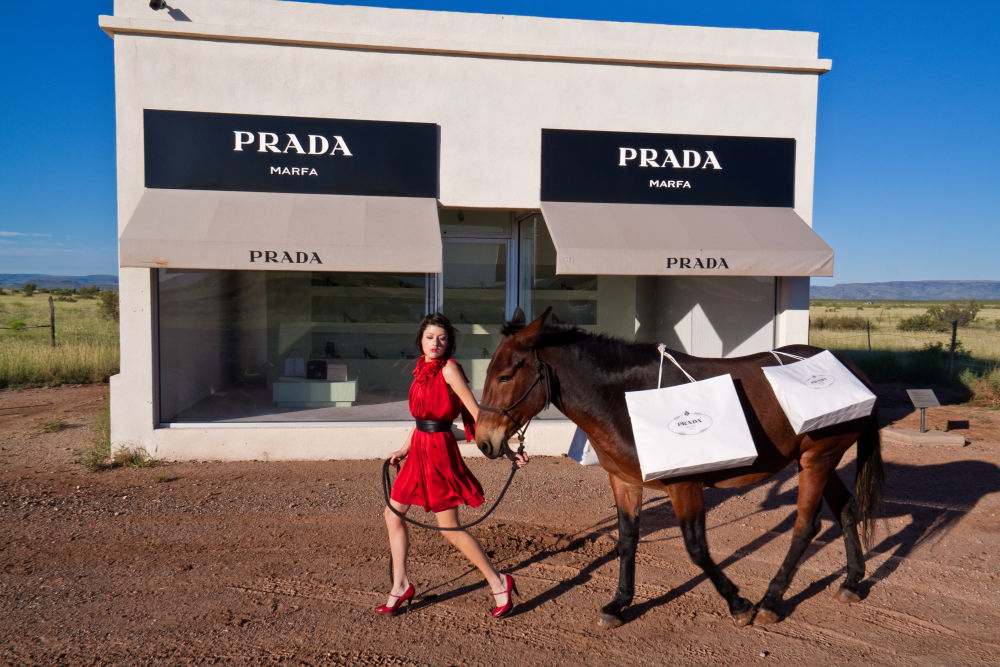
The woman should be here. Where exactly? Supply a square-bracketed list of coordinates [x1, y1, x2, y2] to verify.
[378, 313, 528, 618]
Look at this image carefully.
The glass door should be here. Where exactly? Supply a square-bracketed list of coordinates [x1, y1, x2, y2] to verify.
[442, 240, 509, 329]
[438, 209, 515, 388]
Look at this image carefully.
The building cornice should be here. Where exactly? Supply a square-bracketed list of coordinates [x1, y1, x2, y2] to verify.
[98, 16, 832, 75]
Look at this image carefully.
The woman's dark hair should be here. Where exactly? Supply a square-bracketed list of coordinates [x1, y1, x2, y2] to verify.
[415, 312, 457, 359]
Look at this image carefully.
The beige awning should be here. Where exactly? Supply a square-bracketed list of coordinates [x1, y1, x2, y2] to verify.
[120, 189, 442, 272]
[539, 202, 833, 276]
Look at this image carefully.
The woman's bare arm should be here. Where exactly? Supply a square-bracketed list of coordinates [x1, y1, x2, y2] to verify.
[442, 360, 479, 421]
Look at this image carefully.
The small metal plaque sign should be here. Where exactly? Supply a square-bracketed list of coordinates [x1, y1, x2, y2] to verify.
[906, 389, 940, 409]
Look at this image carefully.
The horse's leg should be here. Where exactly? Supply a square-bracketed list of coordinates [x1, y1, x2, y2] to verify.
[669, 481, 754, 626]
[597, 474, 642, 629]
[823, 474, 865, 603]
[755, 463, 828, 624]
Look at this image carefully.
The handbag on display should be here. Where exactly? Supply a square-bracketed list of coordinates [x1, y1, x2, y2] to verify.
[624, 345, 758, 482]
[567, 426, 600, 466]
[326, 364, 348, 382]
[761, 350, 876, 435]
[283, 351, 306, 378]
[306, 359, 328, 380]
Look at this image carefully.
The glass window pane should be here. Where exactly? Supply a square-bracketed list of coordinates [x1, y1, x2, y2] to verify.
[439, 209, 512, 237]
[519, 214, 597, 326]
[157, 269, 427, 423]
[442, 242, 507, 327]
[440, 241, 508, 389]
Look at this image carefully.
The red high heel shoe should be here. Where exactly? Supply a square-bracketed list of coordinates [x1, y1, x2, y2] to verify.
[375, 584, 415, 616]
[491, 574, 518, 618]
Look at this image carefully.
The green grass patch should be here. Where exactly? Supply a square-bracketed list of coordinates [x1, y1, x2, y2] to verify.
[814, 300, 1000, 406]
[78, 396, 111, 471]
[959, 365, 1000, 408]
[0, 293, 119, 388]
[112, 446, 156, 468]
[36, 417, 68, 433]
[78, 397, 159, 471]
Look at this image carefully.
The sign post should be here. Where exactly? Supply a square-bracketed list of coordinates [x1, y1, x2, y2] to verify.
[905, 389, 940, 433]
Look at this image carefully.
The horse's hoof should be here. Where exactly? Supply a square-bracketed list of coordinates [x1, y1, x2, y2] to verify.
[732, 609, 755, 627]
[753, 607, 780, 626]
[834, 586, 862, 604]
[596, 613, 624, 629]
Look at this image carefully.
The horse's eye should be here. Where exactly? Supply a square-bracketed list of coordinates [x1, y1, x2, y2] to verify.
[497, 375, 512, 384]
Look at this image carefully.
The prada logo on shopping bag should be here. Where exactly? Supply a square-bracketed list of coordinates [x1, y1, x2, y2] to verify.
[668, 411, 713, 436]
[804, 374, 835, 389]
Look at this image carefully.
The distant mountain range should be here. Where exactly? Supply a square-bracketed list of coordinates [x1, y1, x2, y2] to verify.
[2, 275, 996, 301]
[0, 274, 119, 290]
[811, 281, 1000, 301]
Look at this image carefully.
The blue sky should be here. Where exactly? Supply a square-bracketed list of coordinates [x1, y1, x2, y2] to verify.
[1, 1, 997, 285]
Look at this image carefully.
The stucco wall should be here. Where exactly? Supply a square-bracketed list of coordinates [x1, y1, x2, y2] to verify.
[102, 0, 827, 460]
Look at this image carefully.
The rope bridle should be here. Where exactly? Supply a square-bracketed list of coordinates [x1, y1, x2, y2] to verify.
[477, 348, 553, 452]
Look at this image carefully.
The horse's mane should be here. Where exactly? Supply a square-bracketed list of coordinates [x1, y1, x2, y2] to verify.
[503, 321, 656, 372]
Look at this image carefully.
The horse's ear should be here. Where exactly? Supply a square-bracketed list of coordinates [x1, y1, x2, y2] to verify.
[502, 307, 527, 336]
[519, 307, 552, 347]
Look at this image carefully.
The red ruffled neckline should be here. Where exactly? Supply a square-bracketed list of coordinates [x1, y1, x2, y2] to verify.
[413, 356, 447, 384]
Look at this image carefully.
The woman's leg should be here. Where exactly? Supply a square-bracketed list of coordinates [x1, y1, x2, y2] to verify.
[383, 499, 412, 602]
[435, 508, 509, 605]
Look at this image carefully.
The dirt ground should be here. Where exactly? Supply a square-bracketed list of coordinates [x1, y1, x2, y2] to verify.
[2, 384, 999, 666]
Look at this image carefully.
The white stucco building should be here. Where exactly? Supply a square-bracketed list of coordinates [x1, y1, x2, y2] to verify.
[100, 0, 832, 460]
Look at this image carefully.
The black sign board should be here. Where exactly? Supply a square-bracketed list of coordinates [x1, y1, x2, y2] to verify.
[541, 128, 795, 206]
[144, 110, 438, 198]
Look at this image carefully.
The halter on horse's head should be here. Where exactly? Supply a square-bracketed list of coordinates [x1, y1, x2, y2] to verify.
[476, 308, 553, 459]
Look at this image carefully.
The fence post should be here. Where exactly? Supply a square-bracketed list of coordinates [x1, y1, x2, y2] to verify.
[949, 319, 958, 377]
[49, 295, 56, 348]
[866, 319, 871, 352]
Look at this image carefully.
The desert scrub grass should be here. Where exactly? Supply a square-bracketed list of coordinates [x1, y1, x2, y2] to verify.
[960, 366, 1000, 408]
[79, 397, 159, 471]
[79, 396, 112, 471]
[36, 417, 68, 433]
[810, 301, 1000, 362]
[0, 338, 119, 387]
[811, 315, 869, 331]
[112, 446, 155, 468]
[0, 292, 119, 388]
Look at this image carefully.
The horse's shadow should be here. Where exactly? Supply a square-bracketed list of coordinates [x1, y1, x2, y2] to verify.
[503, 457, 1000, 623]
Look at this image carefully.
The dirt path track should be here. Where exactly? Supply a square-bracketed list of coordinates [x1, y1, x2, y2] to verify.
[2, 384, 999, 665]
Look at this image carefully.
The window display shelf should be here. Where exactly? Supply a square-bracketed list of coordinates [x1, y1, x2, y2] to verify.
[443, 289, 505, 299]
[280, 322, 503, 336]
[310, 286, 424, 298]
[530, 289, 597, 300]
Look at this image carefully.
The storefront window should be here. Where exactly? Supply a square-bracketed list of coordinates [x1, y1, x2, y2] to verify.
[157, 269, 427, 423]
[519, 214, 598, 327]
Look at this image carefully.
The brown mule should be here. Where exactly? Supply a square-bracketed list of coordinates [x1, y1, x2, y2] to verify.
[475, 308, 883, 628]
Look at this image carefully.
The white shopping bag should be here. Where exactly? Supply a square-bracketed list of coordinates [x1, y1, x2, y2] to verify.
[283, 352, 306, 378]
[625, 347, 757, 482]
[762, 350, 876, 434]
[567, 427, 600, 466]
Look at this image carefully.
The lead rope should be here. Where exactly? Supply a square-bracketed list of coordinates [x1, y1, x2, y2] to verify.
[381, 440, 525, 533]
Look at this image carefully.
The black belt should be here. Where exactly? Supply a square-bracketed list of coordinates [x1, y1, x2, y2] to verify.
[414, 419, 454, 433]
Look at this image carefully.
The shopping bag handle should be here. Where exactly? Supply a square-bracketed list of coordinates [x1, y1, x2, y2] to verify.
[657, 344, 696, 387]
[769, 350, 806, 366]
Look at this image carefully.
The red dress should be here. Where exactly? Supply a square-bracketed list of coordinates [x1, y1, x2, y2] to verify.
[390, 357, 485, 513]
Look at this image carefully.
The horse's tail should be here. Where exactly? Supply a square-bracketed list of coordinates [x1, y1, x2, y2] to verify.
[854, 407, 884, 550]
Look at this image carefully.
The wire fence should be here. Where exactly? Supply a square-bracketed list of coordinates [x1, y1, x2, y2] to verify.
[809, 318, 1000, 373]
